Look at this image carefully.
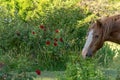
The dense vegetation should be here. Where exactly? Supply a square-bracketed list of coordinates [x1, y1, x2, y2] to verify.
[0, 0, 120, 80]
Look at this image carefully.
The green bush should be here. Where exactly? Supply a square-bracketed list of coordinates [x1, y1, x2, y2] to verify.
[59, 56, 107, 80]
[0, 0, 92, 79]
[95, 44, 116, 67]
[0, 1, 93, 77]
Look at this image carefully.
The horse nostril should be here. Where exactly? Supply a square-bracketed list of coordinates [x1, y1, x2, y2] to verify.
[86, 49, 93, 57]
[86, 53, 92, 57]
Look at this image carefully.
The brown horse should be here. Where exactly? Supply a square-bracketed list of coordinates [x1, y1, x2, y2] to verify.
[82, 14, 120, 58]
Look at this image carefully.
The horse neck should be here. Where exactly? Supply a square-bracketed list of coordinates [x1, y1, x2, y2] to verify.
[102, 19, 113, 42]
[106, 21, 120, 44]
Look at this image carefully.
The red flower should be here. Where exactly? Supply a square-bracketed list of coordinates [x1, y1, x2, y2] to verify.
[35, 69, 41, 75]
[54, 42, 58, 46]
[40, 25, 44, 29]
[46, 41, 50, 45]
[60, 38, 63, 42]
[32, 31, 35, 34]
[54, 38, 58, 42]
[55, 29, 59, 33]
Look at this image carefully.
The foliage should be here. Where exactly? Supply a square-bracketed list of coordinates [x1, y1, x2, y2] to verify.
[0, 0, 120, 79]
[95, 44, 116, 67]
[0, 0, 89, 79]
[59, 56, 107, 80]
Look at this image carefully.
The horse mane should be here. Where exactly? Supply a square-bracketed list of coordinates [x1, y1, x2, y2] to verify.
[100, 14, 120, 41]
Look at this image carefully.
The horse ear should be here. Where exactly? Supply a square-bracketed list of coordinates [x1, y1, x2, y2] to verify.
[96, 20, 102, 27]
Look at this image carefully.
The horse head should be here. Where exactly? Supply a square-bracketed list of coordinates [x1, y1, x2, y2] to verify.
[82, 14, 120, 58]
[82, 20, 105, 58]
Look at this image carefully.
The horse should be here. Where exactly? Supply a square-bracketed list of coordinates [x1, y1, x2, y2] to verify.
[82, 14, 120, 58]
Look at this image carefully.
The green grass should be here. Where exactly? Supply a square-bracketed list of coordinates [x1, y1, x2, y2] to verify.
[33, 71, 64, 80]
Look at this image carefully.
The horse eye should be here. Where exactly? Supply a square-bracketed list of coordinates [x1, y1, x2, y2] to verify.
[95, 35, 99, 38]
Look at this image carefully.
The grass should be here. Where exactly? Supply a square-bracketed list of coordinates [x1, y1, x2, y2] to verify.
[5, 71, 63, 80]
[33, 71, 64, 80]
[0, 0, 120, 80]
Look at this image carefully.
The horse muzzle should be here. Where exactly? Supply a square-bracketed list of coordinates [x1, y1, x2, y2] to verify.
[82, 49, 93, 58]
[86, 49, 93, 57]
